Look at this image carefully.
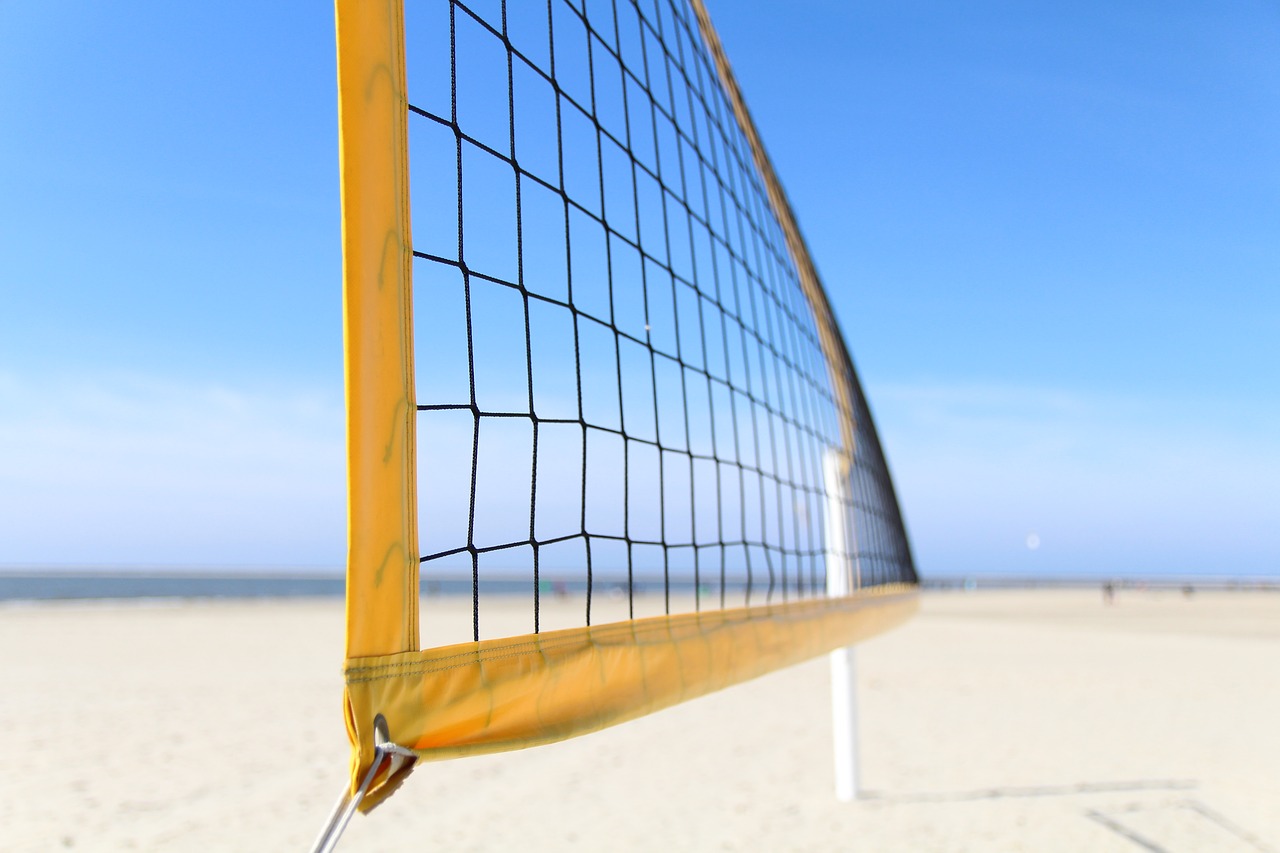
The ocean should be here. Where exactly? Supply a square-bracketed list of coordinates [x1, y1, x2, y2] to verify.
[2, 570, 1272, 603]
[0, 571, 731, 602]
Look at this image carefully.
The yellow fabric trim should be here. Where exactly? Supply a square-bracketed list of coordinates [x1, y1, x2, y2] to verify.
[688, 0, 859, 479]
[336, 0, 418, 662]
[336, 0, 419, 803]
[345, 586, 918, 809]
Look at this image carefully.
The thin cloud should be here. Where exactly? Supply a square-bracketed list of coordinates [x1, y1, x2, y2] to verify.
[869, 381, 1280, 577]
[0, 372, 344, 568]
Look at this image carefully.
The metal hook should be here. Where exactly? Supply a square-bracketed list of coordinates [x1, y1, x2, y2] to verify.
[309, 716, 405, 853]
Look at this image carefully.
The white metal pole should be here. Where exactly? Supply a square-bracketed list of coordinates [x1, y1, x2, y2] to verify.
[823, 450, 859, 802]
[829, 645, 858, 801]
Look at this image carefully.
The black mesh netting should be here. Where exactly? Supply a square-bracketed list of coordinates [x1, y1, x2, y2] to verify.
[402, 0, 915, 641]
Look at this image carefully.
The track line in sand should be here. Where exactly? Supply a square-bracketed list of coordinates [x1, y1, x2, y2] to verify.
[1088, 799, 1276, 853]
[859, 778, 1198, 804]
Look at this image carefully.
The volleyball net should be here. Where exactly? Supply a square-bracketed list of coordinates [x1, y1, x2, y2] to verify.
[335, 0, 918, 812]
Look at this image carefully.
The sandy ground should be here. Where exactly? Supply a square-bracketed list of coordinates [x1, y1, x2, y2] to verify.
[2, 588, 1278, 852]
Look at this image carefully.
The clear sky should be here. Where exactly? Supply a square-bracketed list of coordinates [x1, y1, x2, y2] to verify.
[1, 1, 1277, 578]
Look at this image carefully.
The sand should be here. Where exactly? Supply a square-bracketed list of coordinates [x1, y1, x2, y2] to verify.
[2, 588, 1277, 851]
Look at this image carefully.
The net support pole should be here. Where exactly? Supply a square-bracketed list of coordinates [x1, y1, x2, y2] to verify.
[824, 449, 859, 802]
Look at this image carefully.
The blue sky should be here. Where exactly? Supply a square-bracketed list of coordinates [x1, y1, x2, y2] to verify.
[1, 1, 1277, 577]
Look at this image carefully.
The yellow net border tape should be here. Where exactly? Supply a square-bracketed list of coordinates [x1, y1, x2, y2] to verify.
[344, 584, 917, 809]
[336, 0, 419, 664]
[687, 0, 862, 477]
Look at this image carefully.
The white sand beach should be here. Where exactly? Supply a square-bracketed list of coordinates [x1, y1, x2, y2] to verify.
[2, 588, 1277, 851]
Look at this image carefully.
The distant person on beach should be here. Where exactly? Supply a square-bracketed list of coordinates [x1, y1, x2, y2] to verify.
[1102, 582, 1115, 604]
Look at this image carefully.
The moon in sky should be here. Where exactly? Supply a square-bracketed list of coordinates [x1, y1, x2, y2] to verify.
[1026, 532, 1041, 550]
